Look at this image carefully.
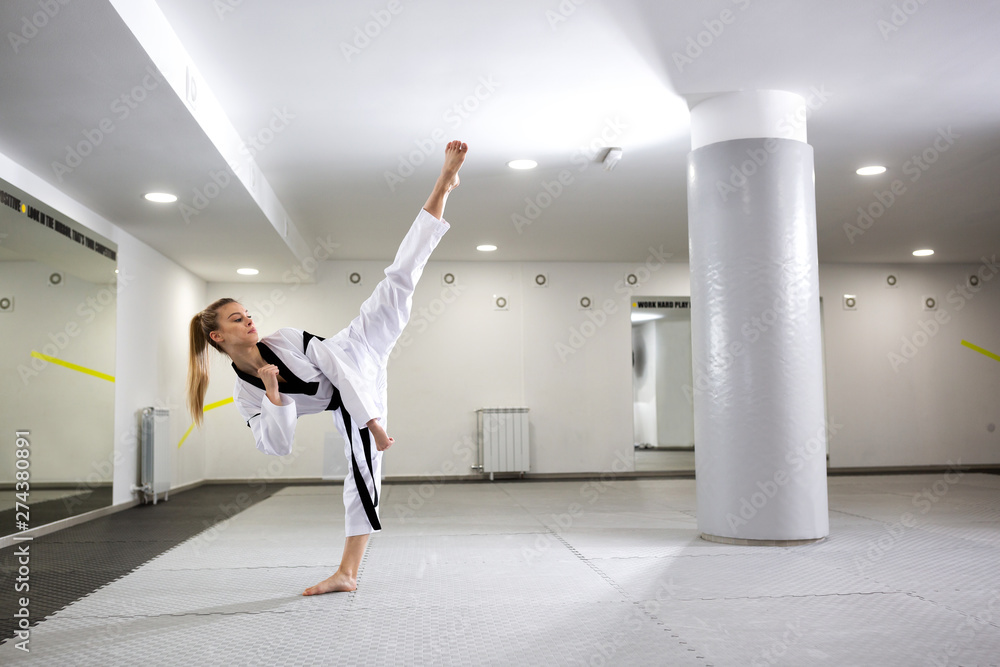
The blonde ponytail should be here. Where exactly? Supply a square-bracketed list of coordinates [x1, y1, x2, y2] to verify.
[187, 297, 237, 426]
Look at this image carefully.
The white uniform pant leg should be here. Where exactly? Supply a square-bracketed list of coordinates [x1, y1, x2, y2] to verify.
[351, 210, 446, 365]
[336, 407, 383, 536]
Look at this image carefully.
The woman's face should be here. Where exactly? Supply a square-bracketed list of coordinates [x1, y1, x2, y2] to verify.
[210, 302, 258, 349]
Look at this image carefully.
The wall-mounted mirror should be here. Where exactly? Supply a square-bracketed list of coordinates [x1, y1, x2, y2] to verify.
[0, 178, 117, 537]
[631, 297, 695, 473]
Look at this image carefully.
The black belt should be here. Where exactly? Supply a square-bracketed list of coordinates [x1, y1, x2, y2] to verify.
[325, 386, 343, 412]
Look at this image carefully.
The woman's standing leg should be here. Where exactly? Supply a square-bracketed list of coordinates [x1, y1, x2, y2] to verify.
[303, 411, 381, 595]
[301, 144, 467, 595]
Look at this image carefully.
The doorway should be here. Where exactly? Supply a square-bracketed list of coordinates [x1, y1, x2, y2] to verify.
[631, 297, 695, 472]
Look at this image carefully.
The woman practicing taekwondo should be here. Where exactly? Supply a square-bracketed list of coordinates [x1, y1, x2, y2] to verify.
[187, 141, 468, 595]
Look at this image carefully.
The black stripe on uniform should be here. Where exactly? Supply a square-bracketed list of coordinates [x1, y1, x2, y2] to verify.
[303, 330, 325, 351]
[231, 341, 320, 396]
[257, 342, 320, 395]
[303, 330, 343, 411]
[340, 410, 381, 531]
[358, 427, 378, 507]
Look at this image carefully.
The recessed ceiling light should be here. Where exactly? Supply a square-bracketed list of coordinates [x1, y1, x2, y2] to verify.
[507, 159, 537, 170]
[144, 192, 177, 203]
[476, 244, 498, 252]
[237, 267, 259, 275]
[856, 166, 886, 176]
[912, 249, 934, 257]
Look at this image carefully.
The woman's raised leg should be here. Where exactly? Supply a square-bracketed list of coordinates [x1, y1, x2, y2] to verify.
[346, 141, 468, 365]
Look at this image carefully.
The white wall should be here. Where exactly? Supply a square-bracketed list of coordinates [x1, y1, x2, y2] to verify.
[203, 257, 692, 479]
[201, 256, 1000, 480]
[819, 261, 1000, 467]
[132, 256, 1000, 483]
[112, 233, 207, 503]
[0, 261, 114, 483]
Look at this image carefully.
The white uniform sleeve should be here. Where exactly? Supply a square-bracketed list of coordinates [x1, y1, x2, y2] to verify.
[234, 382, 298, 456]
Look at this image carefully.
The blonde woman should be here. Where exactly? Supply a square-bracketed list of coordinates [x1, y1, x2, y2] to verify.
[187, 141, 467, 595]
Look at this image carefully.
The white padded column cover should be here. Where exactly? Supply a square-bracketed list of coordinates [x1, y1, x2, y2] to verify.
[688, 91, 829, 542]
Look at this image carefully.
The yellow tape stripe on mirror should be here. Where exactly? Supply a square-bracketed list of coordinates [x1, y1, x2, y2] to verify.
[177, 397, 234, 448]
[961, 340, 1000, 363]
[30, 351, 114, 382]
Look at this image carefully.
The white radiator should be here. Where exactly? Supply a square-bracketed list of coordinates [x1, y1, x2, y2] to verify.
[134, 407, 171, 504]
[476, 407, 530, 480]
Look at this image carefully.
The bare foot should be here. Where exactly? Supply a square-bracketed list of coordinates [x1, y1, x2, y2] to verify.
[438, 140, 468, 193]
[303, 569, 357, 595]
[423, 141, 468, 220]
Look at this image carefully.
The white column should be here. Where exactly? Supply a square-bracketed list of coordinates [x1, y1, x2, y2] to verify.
[688, 90, 829, 544]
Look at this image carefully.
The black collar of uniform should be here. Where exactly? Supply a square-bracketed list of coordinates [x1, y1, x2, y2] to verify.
[231, 341, 320, 396]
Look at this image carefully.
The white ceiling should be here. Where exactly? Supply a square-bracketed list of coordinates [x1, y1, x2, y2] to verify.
[1, 0, 998, 282]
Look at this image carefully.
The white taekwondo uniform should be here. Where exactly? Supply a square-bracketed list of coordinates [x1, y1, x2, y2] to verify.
[231, 209, 449, 536]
